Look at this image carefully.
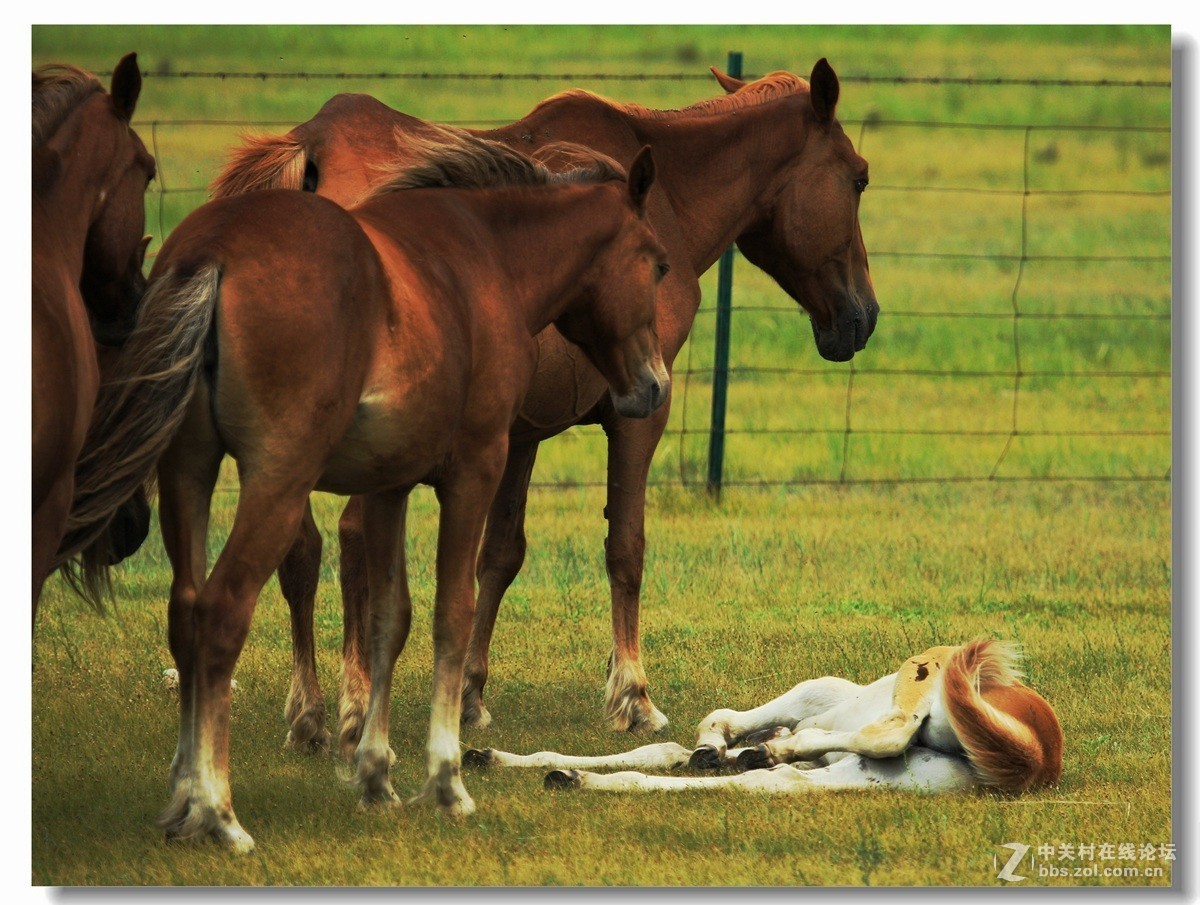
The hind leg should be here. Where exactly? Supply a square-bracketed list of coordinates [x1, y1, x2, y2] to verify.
[277, 500, 330, 754]
[158, 478, 315, 853]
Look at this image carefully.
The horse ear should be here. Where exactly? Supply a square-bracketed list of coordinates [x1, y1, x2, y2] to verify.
[627, 145, 656, 213]
[809, 57, 840, 124]
[710, 67, 746, 94]
[110, 52, 142, 122]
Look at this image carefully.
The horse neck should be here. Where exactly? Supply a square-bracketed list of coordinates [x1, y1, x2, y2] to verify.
[477, 186, 626, 336]
[627, 101, 803, 274]
[34, 104, 111, 276]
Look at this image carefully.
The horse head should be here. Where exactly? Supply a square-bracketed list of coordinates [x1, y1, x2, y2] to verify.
[720, 59, 879, 362]
[552, 146, 671, 419]
[76, 54, 156, 345]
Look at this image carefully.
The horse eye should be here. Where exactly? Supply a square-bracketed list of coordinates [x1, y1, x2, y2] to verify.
[854, 177, 869, 194]
[655, 262, 671, 279]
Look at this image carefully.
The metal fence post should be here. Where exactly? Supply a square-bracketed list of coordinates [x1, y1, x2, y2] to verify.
[706, 50, 743, 499]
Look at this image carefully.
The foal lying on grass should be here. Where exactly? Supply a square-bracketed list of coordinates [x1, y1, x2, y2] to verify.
[465, 639, 1063, 795]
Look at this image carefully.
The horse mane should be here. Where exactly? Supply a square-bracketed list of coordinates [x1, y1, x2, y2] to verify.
[32, 63, 102, 148]
[210, 132, 307, 198]
[366, 126, 624, 199]
[536, 71, 807, 123]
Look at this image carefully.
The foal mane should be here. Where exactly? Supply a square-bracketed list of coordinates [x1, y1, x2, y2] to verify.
[538, 71, 807, 123]
[32, 63, 102, 148]
[366, 126, 624, 199]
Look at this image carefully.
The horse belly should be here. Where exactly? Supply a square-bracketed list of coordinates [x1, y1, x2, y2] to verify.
[316, 381, 463, 495]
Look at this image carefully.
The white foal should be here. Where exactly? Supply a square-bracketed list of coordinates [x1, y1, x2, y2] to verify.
[464, 640, 1063, 796]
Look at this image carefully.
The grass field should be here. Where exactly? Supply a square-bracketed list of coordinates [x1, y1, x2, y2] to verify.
[31, 25, 1172, 887]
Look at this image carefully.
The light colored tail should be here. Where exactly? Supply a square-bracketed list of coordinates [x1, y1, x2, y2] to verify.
[54, 263, 221, 608]
[210, 131, 307, 198]
[942, 639, 1064, 793]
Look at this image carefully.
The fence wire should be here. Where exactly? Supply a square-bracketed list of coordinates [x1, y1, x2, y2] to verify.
[134, 68, 1170, 493]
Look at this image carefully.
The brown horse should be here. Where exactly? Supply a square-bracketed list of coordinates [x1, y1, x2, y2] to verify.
[67, 129, 668, 850]
[32, 54, 155, 612]
[212, 59, 878, 753]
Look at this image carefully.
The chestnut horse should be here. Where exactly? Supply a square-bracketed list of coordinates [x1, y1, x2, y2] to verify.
[212, 59, 878, 753]
[32, 54, 155, 611]
[66, 130, 668, 850]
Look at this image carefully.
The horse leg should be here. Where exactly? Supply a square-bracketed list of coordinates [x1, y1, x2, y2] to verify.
[31, 474, 73, 615]
[601, 405, 670, 733]
[155, 390, 223, 806]
[277, 499, 330, 753]
[351, 490, 412, 805]
[462, 438, 539, 729]
[690, 676, 863, 767]
[409, 450, 506, 815]
[544, 762, 816, 794]
[158, 479, 313, 853]
[464, 741, 692, 771]
[336, 495, 372, 763]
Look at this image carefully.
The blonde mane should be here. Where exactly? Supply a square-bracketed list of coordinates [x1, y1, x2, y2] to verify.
[366, 125, 624, 199]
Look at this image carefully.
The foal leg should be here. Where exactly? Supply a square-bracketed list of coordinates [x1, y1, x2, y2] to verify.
[601, 406, 670, 733]
[352, 491, 412, 805]
[156, 422, 222, 806]
[159, 480, 314, 853]
[464, 741, 692, 772]
[277, 499, 330, 753]
[462, 439, 539, 729]
[691, 676, 862, 768]
[410, 453, 506, 815]
[336, 496, 372, 763]
[546, 748, 977, 795]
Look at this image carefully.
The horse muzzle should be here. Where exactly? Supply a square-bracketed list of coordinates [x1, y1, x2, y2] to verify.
[611, 360, 670, 419]
[812, 296, 878, 362]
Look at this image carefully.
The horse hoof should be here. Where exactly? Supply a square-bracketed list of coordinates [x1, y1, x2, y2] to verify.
[462, 748, 494, 769]
[544, 770, 582, 791]
[736, 745, 776, 772]
[689, 745, 723, 771]
[284, 726, 332, 756]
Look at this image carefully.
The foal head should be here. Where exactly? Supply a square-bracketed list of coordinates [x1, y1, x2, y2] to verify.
[549, 145, 671, 419]
[717, 59, 879, 362]
[34, 54, 156, 345]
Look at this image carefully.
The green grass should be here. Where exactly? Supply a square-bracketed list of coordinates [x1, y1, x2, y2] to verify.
[30, 25, 1172, 886]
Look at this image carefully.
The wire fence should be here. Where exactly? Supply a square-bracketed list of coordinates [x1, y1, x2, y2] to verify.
[132, 64, 1172, 493]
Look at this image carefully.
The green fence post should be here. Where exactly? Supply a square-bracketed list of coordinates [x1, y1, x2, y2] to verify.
[706, 50, 743, 499]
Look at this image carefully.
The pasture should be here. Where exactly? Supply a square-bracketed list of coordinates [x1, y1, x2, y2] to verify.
[31, 25, 1172, 886]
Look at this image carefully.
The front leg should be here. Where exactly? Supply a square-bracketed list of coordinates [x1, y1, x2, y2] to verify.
[410, 446, 507, 815]
[277, 499, 330, 754]
[352, 491, 412, 806]
[601, 405, 670, 733]
[692, 676, 862, 767]
[464, 741, 693, 772]
[462, 439, 540, 729]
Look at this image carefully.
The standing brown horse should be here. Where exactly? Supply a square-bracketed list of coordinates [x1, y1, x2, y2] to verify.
[66, 130, 668, 850]
[32, 54, 155, 611]
[212, 59, 878, 753]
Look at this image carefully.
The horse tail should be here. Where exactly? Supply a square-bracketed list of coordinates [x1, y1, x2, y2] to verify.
[209, 131, 307, 198]
[53, 263, 221, 609]
[942, 639, 1064, 793]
